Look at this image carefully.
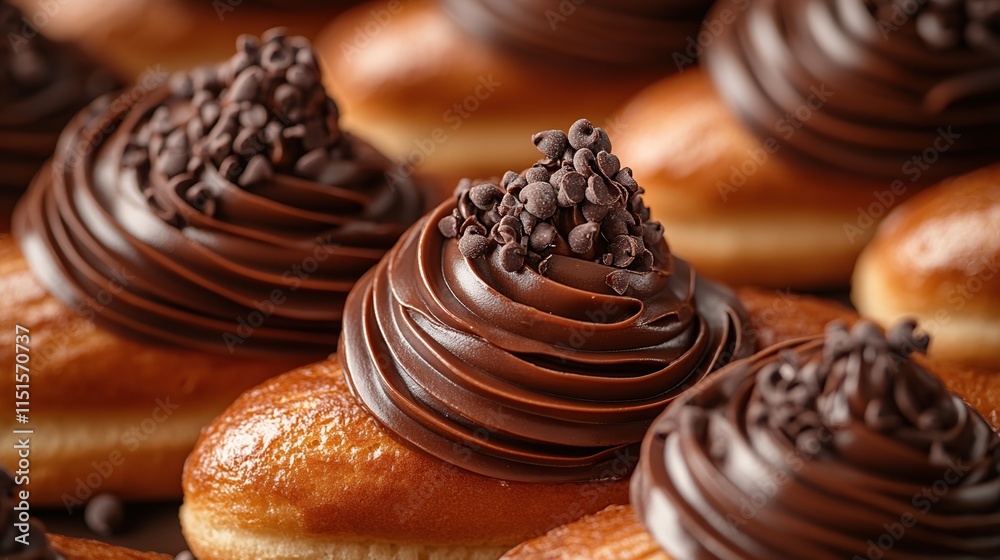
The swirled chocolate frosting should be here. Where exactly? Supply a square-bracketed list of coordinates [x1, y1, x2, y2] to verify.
[13, 29, 422, 357]
[341, 119, 753, 483]
[2, 468, 62, 560]
[705, 0, 1000, 183]
[633, 320, 1000, 559]
[438, 0, 714, 69]
[0, 1, 118, 191]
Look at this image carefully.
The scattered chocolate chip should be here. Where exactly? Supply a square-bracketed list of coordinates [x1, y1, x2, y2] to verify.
[559, 171, 586, 205]
[609, 235, 641, 267]
[615, 167, 638, 192]
[470, 183, 504, 210]
[261, 41, 294, 74]
[568, 118, 599, 151]
[500, 170, 520, 188]
[529, 222, 557, 251]
[606, 270, 632, 295]
[499, 242, 526, 272]
[228, 66, 264, 103]
[642, 221, 664, 247]
[519, 182, 557, 219]
[286, 64, 316, 88]
[532, 129, 569, 159]
[581, 201, 610, 223]
[597, 151, 620, 177]
[238, 154, 273, 186]
[438, 214, 459, 238]
[460, 216, 487, 237]
[84, 494, 124, 536]
[568, 221, 600, 254]
[459, 232, 490, 259]
[573, 148, 596, 176]
[519, 210, 538, 234]
[239, 104, 268, 129]
[525, 165, 550, 184]
[586, 175, 617, 206]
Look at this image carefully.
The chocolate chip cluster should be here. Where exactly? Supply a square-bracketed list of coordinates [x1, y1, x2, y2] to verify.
[123, 28, 346, 224]
[866, 0, 1000, 51]
[438, 119, 664, 280]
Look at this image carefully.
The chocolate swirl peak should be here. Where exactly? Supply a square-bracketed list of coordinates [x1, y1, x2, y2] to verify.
[0, 0, 118, 190]
[14, 29, 422, 357]
[438, 0, 714, 69]
[633, 321, 1000, 559]
[705, 0, 1000, 183]
[341, 119, 753, 483]
[2, 467, 61, 560]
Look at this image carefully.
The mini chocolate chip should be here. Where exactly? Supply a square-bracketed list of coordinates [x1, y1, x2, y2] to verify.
[470, 183, 504, 210]
[507, 174, 528, 192]
[229, 66, 264, 103]
[169, 73, 193, 97]
[220, 155, 242, 181]
[84, 494, 124, 536]
[438, 215, 460, 238]
[286, 64, 316, 88]
[549, 166, 570, 188]
[606, 270, 632, 295]
[234, 127, 265, 156]
[637, 249, 654, 271]
[499, 242, 526, 272]
[525, 165, 550, 184]
[200, 101, 221, 128]
[150, 106, 173, 134]
[499, 215, 521, 232]
[186, 118, 205, 145]
[261, 41, 294, 74]
[585, 175, 617, 205]
[582, 201, 610, 223]
[496, 222, 519, 244]
[631, 195, 651, 222]
[165, 128, 188, 151]
[573, 148, 596, 176]
[601, 253, 614, 266]
[482, 208, 501, 229]
[157, 149, 187, 178]
[597, 151, 620, 178]
[236, 33, 260, 54]
[459, 232, 490, 259]
[203, 132, 232, 162]
[595, 128, 612, 153]
[500, 170, 520, 188]
[458, 191, 477, 219]
[568, 221, 600, 254]
[615, 167, 638, 192]
[296, 47, 318, 69]
[532, 129, 569, 159]
[239, 154, 274, 186]
[609, 235, 640, 267]
[602, 208, 633, 238]
[294, 148, 328, 178]
[239, 104, 269, 129]
[520, 210, 538, 234]
[529, 222, 557, 251]
[568, 118, 599, 151]
[460, 216, 487, 237]
[262, 27, 289, 43]
[191, 66, 220, 92]
[642, 221, 664, 246]
[175, 551, 196, 560]
[519, 182, 557, 219]
[498, 192, 518, 216]
[559, 171, 586, 204]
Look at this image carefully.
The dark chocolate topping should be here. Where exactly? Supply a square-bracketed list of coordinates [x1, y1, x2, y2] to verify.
[438, 0, 714, 69]
[341, 120, 753, 483]
[633, 321, 1000, 559]
[705, 0, 1000, 183]
[13, 29, 422, 357]
[0, 1, 118, 191]
[2, 468, 61, 560]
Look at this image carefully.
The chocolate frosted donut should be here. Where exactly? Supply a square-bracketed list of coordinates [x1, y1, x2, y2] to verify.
[438, 0, 714, 69]
[341, 119, 753, 483]
[705, 0, 1000, 183]
[0, 1, 118, 191]
[13, 29, 423, 357]
[633, 320, 1000, 559]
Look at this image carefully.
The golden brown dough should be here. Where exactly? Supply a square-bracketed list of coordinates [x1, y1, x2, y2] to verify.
[179, 289, 875, 560]
[853, 164, 1000, 369]
[614, 69, 895, 289]
[500, 505, 666, 560]
[0, 236, 305, 505]
[48, 534, 171, 560]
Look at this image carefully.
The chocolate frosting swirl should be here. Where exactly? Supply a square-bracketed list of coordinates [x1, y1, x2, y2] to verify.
[705, 0, 1000, 183]
[341, 119, 752, 483]
[2, 468, 61, 560]
[438, 0, 714, 69]
[0, 1, 118, 191]
[633, 321, 1000, 559]
[13, 29, 422, 357]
